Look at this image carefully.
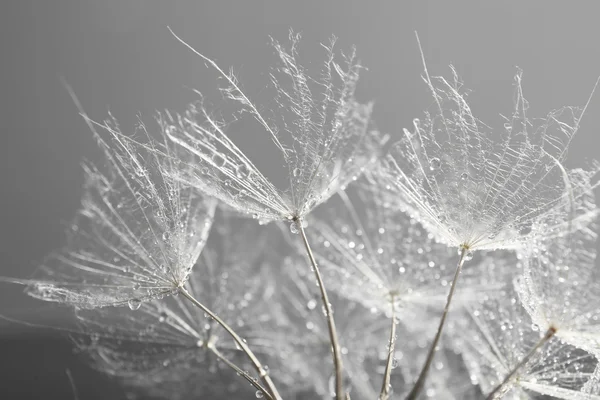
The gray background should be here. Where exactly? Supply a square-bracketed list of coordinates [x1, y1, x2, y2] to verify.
[1, 1, 600, 399]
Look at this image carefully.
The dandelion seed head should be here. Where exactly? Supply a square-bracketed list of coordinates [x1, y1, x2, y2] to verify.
[517, 215, 600, 356]
[72, 212, 283, 399]
[452, 285, 599, 398]
[26, 115, 217, 309]
[161, 30, 385, 225]
[379, 66, 599, 252]
[308, 183, 511, 314]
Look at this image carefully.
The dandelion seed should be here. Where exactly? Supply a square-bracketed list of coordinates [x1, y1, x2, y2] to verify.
[379, 63, 599, 252]
[517, 211, 600, 360]
[73, 212, 284, 400]
[308, 184, 507, 314]
[452, 284, 600, 399]
[161, 28, 384, 225]
[160, 30, 387, 399]
[19, 100, 217, 309]
[378, 37, 599, 399]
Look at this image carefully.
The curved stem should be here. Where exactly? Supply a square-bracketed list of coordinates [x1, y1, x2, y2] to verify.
[379, 295, 398, 400]
[179, 287, 283, 400]
[208, 343, 274, 400]
[486, 327, 556, 400]
[405, 247, 468, 400]
[297, 219, 344, 400]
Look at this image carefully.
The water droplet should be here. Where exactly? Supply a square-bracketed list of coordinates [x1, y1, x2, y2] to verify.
[290, 221, 300, 234]
[162, 231, 171, 241]
[460, 173, 469, 181]
[128, 299, 142, 311]
[429, 158, 441, 171]
[307, 299, 317, 310]
[292, 168, 301, 177]
[255, 390, 264, 398]
[212, 153, 226, 167]
[235, 164, 248, 179]
[464, 251, 474, 261]
[159, 312, 167, 322]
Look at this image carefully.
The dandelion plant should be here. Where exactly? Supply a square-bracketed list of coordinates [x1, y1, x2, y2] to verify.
[3, 28, 600, 400]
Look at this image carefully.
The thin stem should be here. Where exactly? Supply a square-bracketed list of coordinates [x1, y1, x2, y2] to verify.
[485, 327, 557, 400]
[208, 343, 274, 400]
[297, 218, 344, 400]
[405, 247, 468, 400]
[65, 369, 79, 400]
[379, 295, 398, 400]
[179, 287, 283, 400]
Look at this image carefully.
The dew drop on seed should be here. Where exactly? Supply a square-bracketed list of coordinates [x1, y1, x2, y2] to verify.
[212, 153, 226, 167]
[128, 299, 142, 311]
[159, 312, 167, 322]
[235, 164, 248, 179]
[290, 221, 300, 234]
[429, 158, 441, 171]
[464, 251, 474, 261]
[165, 125, 175, 135]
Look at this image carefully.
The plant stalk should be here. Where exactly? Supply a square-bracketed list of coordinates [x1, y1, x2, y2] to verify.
[379, 295, 398, 400]
[180, 287, 282, 400]
[485, 326, 557, 400]
[405, 247, 468, 400]
[297, 218, 344, 400]
[208, 343, 274, 400]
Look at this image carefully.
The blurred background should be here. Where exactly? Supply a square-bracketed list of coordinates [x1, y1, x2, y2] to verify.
[1, 1, 600, 398]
